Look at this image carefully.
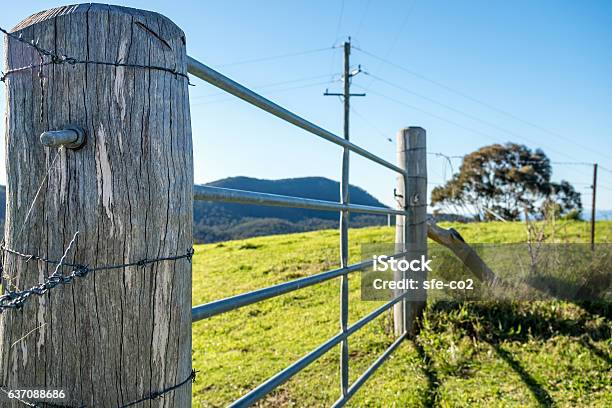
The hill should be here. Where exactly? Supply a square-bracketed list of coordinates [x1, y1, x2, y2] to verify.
[193, 176, 389, 242]
[1, 179, 609, 242]
[0, 178, 388, 242]
[596, 209, 612, 220]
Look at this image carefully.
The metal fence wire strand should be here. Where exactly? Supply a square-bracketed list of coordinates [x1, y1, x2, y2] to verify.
[0, 234, 195, 406]
[120, 369, 197, 408]
[0, 23, 191, 138]
[0, 19, 429, 408]
[0, 149, 61, 292]
[0, 26, 190, 83]
[0, 243, 195, 312]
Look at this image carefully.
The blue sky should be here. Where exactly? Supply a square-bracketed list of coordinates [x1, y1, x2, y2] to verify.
[1, 0, 611, 212]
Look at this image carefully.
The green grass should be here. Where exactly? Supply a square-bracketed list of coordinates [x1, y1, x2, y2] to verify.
[192, 221, 612, 407]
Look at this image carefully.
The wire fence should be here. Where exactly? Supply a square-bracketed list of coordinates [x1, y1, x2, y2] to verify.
[1, 10, 610, 407]
[187, 53, 418, 407]
[0, 23, 420, 406]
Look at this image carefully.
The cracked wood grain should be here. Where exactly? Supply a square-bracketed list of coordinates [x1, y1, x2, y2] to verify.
[0, 4, 193, 407]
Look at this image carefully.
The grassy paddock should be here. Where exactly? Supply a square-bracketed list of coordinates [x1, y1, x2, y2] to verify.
[192, 221, 611, 407]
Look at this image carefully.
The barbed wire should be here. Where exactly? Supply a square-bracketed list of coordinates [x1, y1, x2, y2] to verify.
[0, 242, 194, 312]
[0, 24, 190, 123]
[0, 25, 198, 404]
[120, 369, 197, 408]
[0, 232, 195, 405]
[0, 26, 189, 82]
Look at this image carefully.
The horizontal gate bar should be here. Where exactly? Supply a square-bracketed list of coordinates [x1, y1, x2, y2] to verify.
[227, 291, 409, 407]
[192, 261, 368, 322]
[193, 185, 406, 216]
[331, 331, 408, 408]
[192, 250, 410, 322]
[187, 56, 406, 175]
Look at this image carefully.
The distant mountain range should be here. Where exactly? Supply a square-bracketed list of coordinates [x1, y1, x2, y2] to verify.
[0, 178, 390, 243]
[0, 180, 609, 243]
[593, 210, 612, 220]
[193, 177, 389, 242]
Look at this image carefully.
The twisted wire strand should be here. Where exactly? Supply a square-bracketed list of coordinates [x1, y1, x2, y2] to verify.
[0, 26, 189, 83]
[0, 246, 194, 312]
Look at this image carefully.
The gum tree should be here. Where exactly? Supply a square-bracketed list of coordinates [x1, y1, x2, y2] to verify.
[431, 143, 582, 221]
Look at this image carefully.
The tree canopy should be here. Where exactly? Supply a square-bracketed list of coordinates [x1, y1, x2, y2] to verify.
[431, 143, 582, 221]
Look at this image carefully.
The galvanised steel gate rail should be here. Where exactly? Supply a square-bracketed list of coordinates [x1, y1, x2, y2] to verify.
[187, 55, 411, 407]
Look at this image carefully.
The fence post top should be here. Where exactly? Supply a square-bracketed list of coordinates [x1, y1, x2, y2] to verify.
[397, 127, 426, 151]
[398, 126, 426, 133]
[11, 3, 184, 38]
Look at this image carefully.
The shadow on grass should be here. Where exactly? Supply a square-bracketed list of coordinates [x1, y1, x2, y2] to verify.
[431, 300, 610, 343]
[579, 337, 612, 365]
[490, 343, 554, 407]
[422, 300, 611, 407]
[413, 339, 439, 408]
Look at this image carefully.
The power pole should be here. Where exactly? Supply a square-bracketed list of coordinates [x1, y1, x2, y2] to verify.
[324, 38, 366, 120]
[323, 37, 365, 396]
[591, 163, 598, 251]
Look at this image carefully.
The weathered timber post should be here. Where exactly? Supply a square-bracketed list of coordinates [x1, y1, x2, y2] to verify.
[591, 163, 598, 251]
[394, 127, 427, 337]
[0, 4, 193, 407]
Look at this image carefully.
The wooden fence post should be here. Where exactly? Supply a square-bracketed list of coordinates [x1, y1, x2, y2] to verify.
[0, 4, 193, 406]
[394, 127, 427, 337]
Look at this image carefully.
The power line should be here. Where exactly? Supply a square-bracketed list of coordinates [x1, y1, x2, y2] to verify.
[360, 85, 514, 144]
[351, 92, 605, 178]
[350, 106, 392, 142]
[361, 70, 598, 169]
[353, 82, 607, 188]
[362, 0, 418, 92]
[328, 1, 347, 87]
[428, 152, 458, 181]
[191, 80, 332, 106]
[427, 153, 610, 183]
[436, 155, 612, 195]
[598, 184, 612, 192]
[354, 46, 612, 162]
[334, 0, 346, 41]
[508, 160, 592, 167]
[361, 85, 597, 180]
[428, 152, 463, 159]
[354, 0, 372, 38]
[216, 47, 333, 68]
[190, 73, 335, 101]
[599, 165, 612, 174]
[428, 153, 597, 168]
[549, 161, 593, 166]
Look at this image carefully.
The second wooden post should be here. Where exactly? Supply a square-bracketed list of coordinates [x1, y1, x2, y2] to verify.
[394, 127, 427, 337]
